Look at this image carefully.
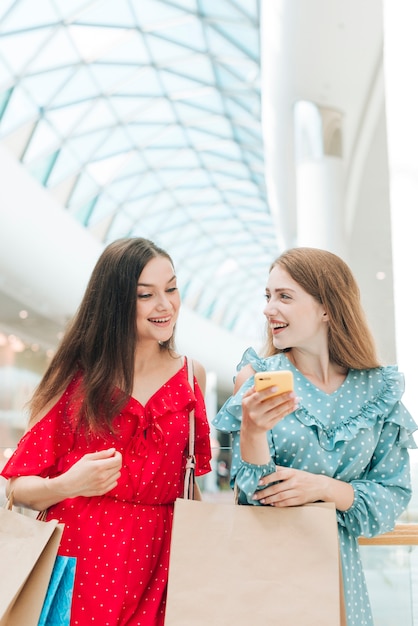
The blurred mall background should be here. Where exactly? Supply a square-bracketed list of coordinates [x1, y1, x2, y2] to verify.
[0, 1, 418, 622]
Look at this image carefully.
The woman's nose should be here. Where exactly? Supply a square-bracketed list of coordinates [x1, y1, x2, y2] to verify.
[156, 293, 170, 309]
[263, 300, 276, 316]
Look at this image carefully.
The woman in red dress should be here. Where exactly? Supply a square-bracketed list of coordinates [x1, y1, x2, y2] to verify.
[1, 237, 211, 625]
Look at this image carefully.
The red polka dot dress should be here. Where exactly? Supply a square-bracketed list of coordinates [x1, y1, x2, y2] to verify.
[2, 360, 211, 625]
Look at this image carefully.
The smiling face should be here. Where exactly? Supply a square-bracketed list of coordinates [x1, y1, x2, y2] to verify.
[135, 255, 180, 345]
[264, 264, 328, 353]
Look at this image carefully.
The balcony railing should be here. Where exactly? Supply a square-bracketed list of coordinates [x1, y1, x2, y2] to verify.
[359, 524, 418, 626]
[359, 524, 418, 546]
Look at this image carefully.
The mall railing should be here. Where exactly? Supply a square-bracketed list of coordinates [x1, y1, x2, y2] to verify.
[359, 524, 418, 546]
[359, 524, 418, 626]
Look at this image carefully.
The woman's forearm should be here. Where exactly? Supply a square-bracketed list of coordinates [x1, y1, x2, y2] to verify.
[7, 449, 123, 511]
[7, 475, 70, 511]
[240, 425, 271, 465]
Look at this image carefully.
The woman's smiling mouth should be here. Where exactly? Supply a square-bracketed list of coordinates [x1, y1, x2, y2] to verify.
[149, 316, 171, 325]
[271, 322, 288, 333]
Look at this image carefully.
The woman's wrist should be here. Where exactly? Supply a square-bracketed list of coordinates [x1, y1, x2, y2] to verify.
[320, 475, 354, 511]
[240, 424, 270, 464]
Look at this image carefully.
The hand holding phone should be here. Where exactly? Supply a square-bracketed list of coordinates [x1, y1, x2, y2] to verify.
[254, 370, 294, 400]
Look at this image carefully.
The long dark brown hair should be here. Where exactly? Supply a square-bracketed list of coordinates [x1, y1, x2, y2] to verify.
[263, 247, 380, 370]
[29, 237, 176, 431]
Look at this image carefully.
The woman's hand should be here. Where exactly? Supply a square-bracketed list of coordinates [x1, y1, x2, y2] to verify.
[59, 448, 123, 498]
[252, 466, 354, 511]
[241, 386, 298, 434]
[240, 387, 298, 465]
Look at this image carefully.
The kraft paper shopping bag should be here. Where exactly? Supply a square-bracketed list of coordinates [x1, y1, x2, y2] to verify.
[165, 499, 345, 626]
[0, 506, 64, 626]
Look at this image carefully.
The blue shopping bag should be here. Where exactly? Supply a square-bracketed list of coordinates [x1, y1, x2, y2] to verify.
[38, 555, 76, 626]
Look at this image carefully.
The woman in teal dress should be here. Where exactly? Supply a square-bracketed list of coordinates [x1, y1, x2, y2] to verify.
[213, 247, 417, 626]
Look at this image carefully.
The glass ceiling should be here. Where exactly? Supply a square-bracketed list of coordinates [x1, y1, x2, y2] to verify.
[0, 0, 279, 341]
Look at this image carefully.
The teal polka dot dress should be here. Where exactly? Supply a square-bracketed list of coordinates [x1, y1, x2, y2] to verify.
[213, 348, 418, 626]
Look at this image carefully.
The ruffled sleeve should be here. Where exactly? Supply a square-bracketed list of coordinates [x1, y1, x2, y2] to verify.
[337, 417, 414, 537]
[190, 373, 212, 476]
[1, 378, 77, 479]
[334, 366, 417, 537]
[213, 347, 275, 433]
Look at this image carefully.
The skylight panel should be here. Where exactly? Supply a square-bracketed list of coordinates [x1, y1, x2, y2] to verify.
[162, 55, 214, 84]
[0, 28, 54, 75]
[0, 0, 271, 336]
[75, 0, 135, 28]
[27, 149, 58, 184]
[114, 67, 164, 97]
[68, 171, 100, 207]
[25, 28, 82, 74]
[0, 85, 39, 133]
[0, 0, 58, 31]
[70, 99, 117, 135]
[97, 31, 150, 64]
[88, 62, 140, 93]
[94, 177, 133, 206]
[85, 152, 130, 185]
[22, 118, 61, 162]
[130, 0, 189, 27]
[45, 145, 83, 186]
[146, 33, 197, 64]
[50, 66, 103, 106]
[19, 67, 76, 109]
[105, 211, 136, 241]
[86, 192, 121, 223]
[149, 16, 205, 52]
[44, 101, 92, 137]
[65, 127, 109, 161]
[200, 0, 249, 22]
[67, 25, 131, 63]
[91, 128, 133, 160]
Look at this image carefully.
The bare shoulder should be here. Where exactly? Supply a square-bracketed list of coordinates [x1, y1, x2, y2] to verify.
[234, 363, 255, 393]
[27, 392, 63, 431]
[190, 358, 206, 394]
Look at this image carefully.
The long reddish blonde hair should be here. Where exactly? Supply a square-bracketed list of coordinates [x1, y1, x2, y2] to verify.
[263, 247, 380, 370]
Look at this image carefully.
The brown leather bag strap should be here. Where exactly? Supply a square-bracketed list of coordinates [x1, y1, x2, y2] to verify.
[183, 357, 197, 500]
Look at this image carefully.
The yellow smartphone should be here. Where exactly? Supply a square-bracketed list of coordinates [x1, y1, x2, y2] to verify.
[254, 370, 294, 399]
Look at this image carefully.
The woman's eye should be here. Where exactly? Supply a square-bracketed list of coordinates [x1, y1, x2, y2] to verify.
[166, 287, 178, 293]
[264, 294, 271, 301]
[137, 293, 152, 299]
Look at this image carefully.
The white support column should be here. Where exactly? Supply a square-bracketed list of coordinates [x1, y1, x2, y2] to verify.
[382, 1, 418, 417]
[382, 0, 418, 500]
[294, 101, 347, 258]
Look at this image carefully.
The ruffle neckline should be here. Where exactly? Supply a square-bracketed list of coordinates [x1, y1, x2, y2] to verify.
[122, 365, 196, 454]
[214, 347, 418, 451]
